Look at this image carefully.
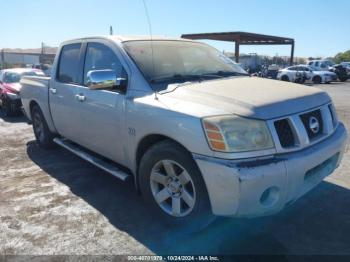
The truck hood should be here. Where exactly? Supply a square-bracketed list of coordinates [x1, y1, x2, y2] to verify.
[159, 77, 331, 120]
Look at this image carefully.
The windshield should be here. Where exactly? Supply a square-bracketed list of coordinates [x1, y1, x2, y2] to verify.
[4, 72, 21, 83]
[123, 40, 247, 86]
[3, 70, 44, 83]
[323, 60, 335, 66]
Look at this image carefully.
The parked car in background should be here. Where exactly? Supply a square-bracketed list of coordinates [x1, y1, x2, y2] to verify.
[308, 59, 349, 81]
[20, 36, 347, 229]
[340, 62, 350, 69]
[260, 64, 281, 79]
[308, 60, 335, 71]
[331, 64, 349, 82]
[0, 68, 44, 116]
[277, 65, 337, 84]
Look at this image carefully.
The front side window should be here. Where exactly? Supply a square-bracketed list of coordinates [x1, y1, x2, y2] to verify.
[83, 42, 124, 86]
[57, 43, 82, 84]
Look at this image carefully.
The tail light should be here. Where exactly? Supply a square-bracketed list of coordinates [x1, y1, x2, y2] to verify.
[4, 86, 19, 95]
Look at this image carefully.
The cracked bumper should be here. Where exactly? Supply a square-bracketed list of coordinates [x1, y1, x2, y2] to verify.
[193, 123, 348, 217]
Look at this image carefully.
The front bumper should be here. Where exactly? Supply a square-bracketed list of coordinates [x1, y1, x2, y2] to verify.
[193, 123, 348, 217]
[3, 93, 22, 111]
[326, 74, 338, 82]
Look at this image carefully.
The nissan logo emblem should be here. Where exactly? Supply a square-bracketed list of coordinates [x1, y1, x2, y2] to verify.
[309, 116, 320, 134]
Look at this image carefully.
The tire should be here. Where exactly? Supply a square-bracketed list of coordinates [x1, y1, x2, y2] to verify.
[31, 105, 55, 149]
[312, 75, 322, 84]
[1, 97, 14, 117]
[339, 76, 348, 82]
[281, 75, 289, 82]
[139, 140, 214, 232]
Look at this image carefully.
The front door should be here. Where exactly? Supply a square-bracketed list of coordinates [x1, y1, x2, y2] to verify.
[50, 41, 128, 164]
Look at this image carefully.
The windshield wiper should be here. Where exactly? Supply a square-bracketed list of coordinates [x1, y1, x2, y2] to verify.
[150, 74, 204, 83]
[150, 71, 248, 84]
[214, 71, 249, 77]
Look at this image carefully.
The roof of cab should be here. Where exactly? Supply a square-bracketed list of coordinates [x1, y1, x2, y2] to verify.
[60, 35, 194, 45]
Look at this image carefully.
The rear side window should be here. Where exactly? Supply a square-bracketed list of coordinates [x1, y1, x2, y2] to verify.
[57, 43, 82, 84]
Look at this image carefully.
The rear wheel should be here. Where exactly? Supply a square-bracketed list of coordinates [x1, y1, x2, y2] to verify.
[312, 75, 322, 84]
[31, 105, 55, 149]
[139, 140, 214, 232]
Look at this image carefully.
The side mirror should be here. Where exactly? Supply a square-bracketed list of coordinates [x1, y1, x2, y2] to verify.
[86, 69, 127, 92]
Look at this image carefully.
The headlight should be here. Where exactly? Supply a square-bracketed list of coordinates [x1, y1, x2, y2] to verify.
[202, 115, 274, 152]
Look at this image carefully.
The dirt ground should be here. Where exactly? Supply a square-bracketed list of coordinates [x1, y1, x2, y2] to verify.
[0, 81, 349, 256]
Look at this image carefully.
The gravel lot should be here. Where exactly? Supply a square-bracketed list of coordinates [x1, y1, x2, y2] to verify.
[0, 81, 349, 256]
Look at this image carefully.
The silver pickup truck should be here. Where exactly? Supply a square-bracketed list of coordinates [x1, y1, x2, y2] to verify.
[20, 36, 347, 229]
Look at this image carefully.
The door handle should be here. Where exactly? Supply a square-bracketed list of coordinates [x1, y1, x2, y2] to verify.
[50, 88, 57, 94]
[75, 94, 86, 102]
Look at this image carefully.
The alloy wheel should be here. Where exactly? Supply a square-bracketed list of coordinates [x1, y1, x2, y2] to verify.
[150, 160, 196, 217]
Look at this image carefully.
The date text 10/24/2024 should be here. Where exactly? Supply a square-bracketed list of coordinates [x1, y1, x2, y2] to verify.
[127, 256, 220, 261]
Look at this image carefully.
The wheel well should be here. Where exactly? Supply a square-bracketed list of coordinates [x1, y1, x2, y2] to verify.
[136, 135, 184, 167]
[135, 134, 193, 191]
[29, 100, 39, 115]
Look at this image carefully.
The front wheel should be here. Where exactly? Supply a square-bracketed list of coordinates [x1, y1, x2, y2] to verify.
[31, 105, 55, 149]
[281, 75, 289, 82]
[139, 140, 214, 232]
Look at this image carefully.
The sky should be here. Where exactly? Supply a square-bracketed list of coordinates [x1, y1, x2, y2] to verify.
[1, 0, 349, 58]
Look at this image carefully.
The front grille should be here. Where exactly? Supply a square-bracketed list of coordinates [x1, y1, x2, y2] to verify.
[300, 109, 323, 140]
[269, 104, 336, 154]
[328, 104, 337, 127]
[274, 119, 295, 148]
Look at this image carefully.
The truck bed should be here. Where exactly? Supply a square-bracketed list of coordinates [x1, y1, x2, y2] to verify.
[20, 76, 56, 132]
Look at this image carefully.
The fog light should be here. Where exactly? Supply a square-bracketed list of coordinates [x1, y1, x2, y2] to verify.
[260, 186, 280, 207]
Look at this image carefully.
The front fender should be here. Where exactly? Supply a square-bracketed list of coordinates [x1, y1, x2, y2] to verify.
[125, 96, 213, 174]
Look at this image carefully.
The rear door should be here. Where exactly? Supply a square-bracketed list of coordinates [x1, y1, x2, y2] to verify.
[49, 42, 85, 142]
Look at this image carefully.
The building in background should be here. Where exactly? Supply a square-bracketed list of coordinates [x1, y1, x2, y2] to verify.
[0, 44, 57, 69]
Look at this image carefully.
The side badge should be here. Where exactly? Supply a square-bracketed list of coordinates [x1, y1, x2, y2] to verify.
[128, 127, 136, 136]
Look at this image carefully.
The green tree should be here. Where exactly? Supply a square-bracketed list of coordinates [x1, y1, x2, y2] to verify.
[334, 50, 350, 63]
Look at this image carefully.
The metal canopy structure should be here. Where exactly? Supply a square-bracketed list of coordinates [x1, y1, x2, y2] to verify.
[181, 31, 295, 65]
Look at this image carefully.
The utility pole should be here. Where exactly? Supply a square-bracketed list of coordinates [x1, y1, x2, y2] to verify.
[109, 26, 113, 36]
[41, 42, 45, 54]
